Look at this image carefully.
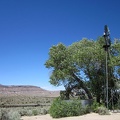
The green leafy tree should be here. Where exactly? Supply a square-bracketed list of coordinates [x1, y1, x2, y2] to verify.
[45, 38, 120, 103]
[111, 39, 120, 79]
[45, 42, 92, 99]
[68, 38, 108, 103]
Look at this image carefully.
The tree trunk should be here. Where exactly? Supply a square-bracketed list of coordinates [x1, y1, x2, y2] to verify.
[65, 87, 71, 99]
[72, 73, 93, 99]
[96, 92, 101, 103]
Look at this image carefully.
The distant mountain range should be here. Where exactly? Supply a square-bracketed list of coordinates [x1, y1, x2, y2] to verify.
[0, 84, 60, 97]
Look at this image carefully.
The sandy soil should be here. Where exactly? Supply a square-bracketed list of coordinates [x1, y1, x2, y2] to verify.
[21, 112, 120, 120]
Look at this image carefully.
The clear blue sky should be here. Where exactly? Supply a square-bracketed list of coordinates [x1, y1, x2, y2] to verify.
[0, 0, 120, 90]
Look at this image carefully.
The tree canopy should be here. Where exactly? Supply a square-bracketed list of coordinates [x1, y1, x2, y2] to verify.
[45, 37, 120, 103]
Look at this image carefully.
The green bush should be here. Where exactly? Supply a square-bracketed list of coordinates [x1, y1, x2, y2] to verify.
[96, 106, 110, 115]
[32, 109, 38, 116]
[91, 101, 100, 112]
[49, 97, 90, 118]
[91, 101, 110, 115]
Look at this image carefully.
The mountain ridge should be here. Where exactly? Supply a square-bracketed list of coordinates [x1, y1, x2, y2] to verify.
[0, 84, 60, 97]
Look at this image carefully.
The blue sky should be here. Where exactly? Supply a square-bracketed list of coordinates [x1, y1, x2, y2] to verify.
[0, 0, 120, 90]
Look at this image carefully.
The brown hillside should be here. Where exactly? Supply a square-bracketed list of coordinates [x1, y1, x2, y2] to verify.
[0, 84, 60, 97]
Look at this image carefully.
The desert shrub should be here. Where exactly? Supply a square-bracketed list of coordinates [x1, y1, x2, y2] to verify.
[27, 110, 33, 116]
[41, 108, 48, 115]
[32, 109, 38, 116]
[8, 110, 21, 120]
[17, 107, 48, 116]
[0, 109, 9, 120]
[49, 97, 89, 118]
[90, 101, 110, 115]
[91, 101, 100, 112]
[0, 109, 21, 120]
[96, 106, 110, 115]
[19, 108, 40, 116]
[0, 110, 1, 119]
[18, 109, 28, 116]
[83, 105, 91, 114]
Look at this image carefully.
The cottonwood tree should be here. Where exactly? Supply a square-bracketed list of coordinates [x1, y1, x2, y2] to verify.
[45, 38, 120, 103]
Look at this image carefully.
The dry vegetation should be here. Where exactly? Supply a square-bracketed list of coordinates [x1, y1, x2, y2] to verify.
[0, 84, 59, 108]
[0, 96, 55, 106]
[0, 84, 60, 119]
